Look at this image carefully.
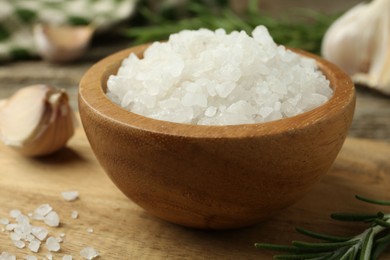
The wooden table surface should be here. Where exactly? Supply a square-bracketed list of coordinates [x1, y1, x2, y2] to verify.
[1, 128, 389, 259]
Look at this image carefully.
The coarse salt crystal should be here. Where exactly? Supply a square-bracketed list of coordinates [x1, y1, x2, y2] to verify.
[71, 211, 78, 219]
[46, 237, 61, 252]
[80, 247, 99, 260]
[10, 232, 22, 241]
[60, 233, 65, 237]
[5, 224, 17, 231]
[0, 252, 16, 260]
[0, 218, 9, 225]
[62, 256, 72, 260]
[28, 239, 41, 253]
[46, 254, 53, 260]
[25, 256, 38, 260]
[32, 226, 48, 241]
[9, 209, 21, 218]
[13, 240, 25, 248]
[87, 228, 93, 233]
[61, 191, 79, 201]
[26, 234, 35, 242]
[44, 211, 60, 227]
[33, 204, 52, 219]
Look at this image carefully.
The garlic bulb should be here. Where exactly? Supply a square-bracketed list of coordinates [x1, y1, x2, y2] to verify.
[322, 0, 390, 95]
[0, 85, 75, 156]
[34, 24, 94, 63]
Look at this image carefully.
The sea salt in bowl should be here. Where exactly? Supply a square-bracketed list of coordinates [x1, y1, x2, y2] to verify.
[79, 42, 355, 229]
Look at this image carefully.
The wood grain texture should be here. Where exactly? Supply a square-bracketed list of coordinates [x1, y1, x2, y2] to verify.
[0, 128, 389, 259]
[79, 46, 355, 228]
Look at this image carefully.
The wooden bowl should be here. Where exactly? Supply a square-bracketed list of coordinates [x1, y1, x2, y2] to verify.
[79, 44, 355, 229]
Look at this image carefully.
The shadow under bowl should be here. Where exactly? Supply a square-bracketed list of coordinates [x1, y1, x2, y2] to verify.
[79, 44, 355, 229]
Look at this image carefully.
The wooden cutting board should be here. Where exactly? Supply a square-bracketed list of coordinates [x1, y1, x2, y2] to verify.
[0, 127, 389, 259]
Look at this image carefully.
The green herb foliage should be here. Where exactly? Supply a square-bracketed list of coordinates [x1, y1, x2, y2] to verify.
[255, 195, 390, 259]
[124, 0, 340, 54]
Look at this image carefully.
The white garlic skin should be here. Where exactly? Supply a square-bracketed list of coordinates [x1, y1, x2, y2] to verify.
[0, 85, 75, 156]
[322, 0, 390, 94]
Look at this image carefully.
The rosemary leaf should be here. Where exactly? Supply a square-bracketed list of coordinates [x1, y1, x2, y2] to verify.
[355, 195, 390, 206]
[331, 213, 379, 222]
[296, 227, 352, 242]
[273, 252, 333, 259]
[292, 240, 358, 251]
[339, 247, 357, 260]
[373, 219, 390, 228]
[360, 228, 374, 260]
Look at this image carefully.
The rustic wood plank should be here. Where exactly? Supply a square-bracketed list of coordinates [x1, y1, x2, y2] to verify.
[0, 128, 389, 259]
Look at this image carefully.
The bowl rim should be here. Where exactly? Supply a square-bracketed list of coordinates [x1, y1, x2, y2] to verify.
[79, 43, 355, 139]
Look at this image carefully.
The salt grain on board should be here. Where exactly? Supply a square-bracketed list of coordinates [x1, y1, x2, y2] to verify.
[5, 224, 16, 231]
[0, 252, 16, 260]
[62, 256, 72, 260]
[25, 256, 38, 260]
[13, 240, 25, 249]
[80, 247, 99, 260]
[0, 218, 9, 225]
[31, 226, 48, 241]
[61, 191, 79, 201]
[34, 204, 52, 216]
[9, 210, 21, 219]
[44, 211, 60, 227]
[28, 239, 41, 253]
[46, 237, 61, 252]
[71, 211, 78, 219]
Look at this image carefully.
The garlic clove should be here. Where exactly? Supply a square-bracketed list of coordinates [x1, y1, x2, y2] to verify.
[321, 0, 390, 94]
[34, 24, 94, 63]
[0, 85, 75, 156]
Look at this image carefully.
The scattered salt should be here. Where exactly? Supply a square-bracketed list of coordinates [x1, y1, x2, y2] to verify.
[0, 252, 16, 260]
[31, 226, 48, 241]
[10, 232, 22, 241]
[56, 236, 63, 243]
[0, 218, 9, 225]
[28, 239, 41, 253]
[46, 237, 61, 252]
[87, 228, 93, 233]
[62, 256, 72, 260]
[107, 26, 332, 125]
[5, 224, 17, 231]
[61, 191, 79, 201]
[71, 211, 78, 219]
[60, 233, 65, 237]
[25, 256, 38, 260]
[46, 254, 53, 260]
[80, 247, 99, 260]
[33, 204, 52, 220]
[9, 210, 21, 219]
[44, 211, 60, 227]
[13, 240, 25, 248]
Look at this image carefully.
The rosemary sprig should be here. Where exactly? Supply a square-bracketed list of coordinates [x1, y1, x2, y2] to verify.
[124, 0, 340, 55]
[255, 196, 390, 259]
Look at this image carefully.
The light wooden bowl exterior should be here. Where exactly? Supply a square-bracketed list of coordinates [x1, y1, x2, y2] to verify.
[79, 45, 355, 229]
